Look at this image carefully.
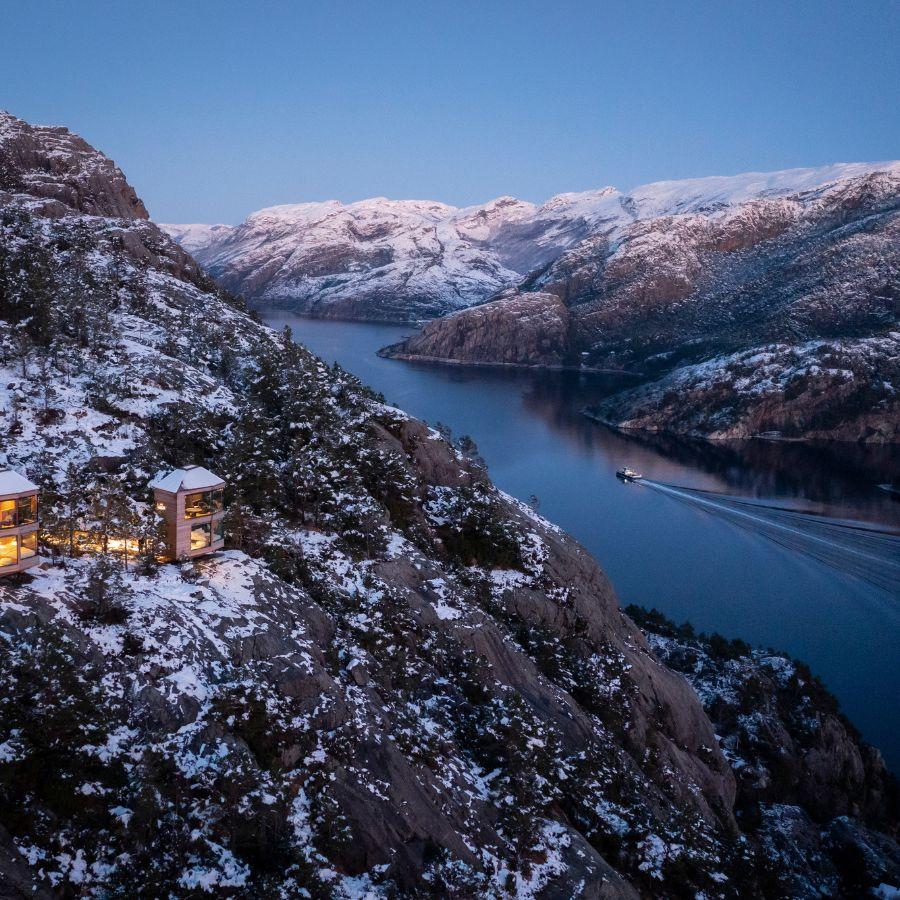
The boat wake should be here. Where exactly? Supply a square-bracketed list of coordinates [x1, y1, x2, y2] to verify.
[641, 480, 900, 595]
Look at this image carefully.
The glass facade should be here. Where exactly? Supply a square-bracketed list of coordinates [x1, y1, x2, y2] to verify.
[190, 522, 212, 551]
[213, 518, 224, 544]
[0, 531, 39, 567]
[0, 494, 38, 528]
[184, 488, 224, 520]
[0, 500, 15, 529]
[17, 495, 37, 525]
[0, 535, 17, 567]
[19, 531, 37, 558]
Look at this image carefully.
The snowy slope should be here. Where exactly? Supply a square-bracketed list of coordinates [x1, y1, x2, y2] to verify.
[163, 161, 900, 322]
[628, 161, 900, 217]
[164, 196, 544, 321]
[158, 222, 235, 255]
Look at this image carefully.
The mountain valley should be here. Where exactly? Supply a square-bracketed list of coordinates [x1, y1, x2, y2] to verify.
[168, 162, 900, 444]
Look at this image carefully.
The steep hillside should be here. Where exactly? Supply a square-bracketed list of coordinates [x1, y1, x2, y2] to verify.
[1, 110, 897, 897]
[386, 163, 900, 442]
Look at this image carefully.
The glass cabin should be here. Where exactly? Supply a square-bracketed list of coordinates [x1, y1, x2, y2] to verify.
[0, 469, 41, 575]
[150, 465, 226, 561]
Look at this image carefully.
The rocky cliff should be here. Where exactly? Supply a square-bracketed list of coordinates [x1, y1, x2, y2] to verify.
[0, 112, 148, 220]
[0, 110, 897, 898]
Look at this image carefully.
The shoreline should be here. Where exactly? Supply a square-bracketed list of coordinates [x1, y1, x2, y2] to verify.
[378, 346, 644, 377]
[256, 304, 428, 329]
[583, 408, 900, 446]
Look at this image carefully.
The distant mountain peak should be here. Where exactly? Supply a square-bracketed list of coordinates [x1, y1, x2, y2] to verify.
[163, 159, 899, 324]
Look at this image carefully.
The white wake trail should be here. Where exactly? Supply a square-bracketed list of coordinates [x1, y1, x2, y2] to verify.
[640, 480, 900, 595]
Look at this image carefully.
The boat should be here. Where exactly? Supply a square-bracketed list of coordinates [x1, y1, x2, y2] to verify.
[616, 467, 642, 482]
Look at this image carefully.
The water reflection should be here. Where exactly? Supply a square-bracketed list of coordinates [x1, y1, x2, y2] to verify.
[510, 369, 900, 524]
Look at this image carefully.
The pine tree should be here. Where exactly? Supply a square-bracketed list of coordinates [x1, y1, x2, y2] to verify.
[135, 505, 166, 576]
[80, 554, 132, 623]
[85, 474, 138, 564]
[224, 402, 281, 511]
[34, 462, 90, 558]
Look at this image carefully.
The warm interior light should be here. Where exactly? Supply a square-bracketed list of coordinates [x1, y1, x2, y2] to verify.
[184, 488, 223, 520]
[0, 500, 15, 529]
[0, 535, 17, 567]
[190, 522, 211, 550]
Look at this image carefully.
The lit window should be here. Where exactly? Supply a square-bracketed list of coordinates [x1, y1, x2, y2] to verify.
[0, 500, 15, 529]
[184, 492, 209, 519]
[19, 531, 37, 559]
[155, 501, 167, 513]
[17, 495, 37, 526]
[184, 489, 222, 519]
[190, 522, 211, 550]
[0, 535, 17, 567]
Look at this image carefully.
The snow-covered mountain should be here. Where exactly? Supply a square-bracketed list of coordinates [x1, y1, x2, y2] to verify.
[159, 222, 235, 255]
[164, 162, 900, 323]
[164, 193, 593, 321]
[386, 162, 900, 442]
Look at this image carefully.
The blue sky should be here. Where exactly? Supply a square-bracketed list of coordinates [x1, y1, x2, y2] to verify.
[2, 0, 898, 223]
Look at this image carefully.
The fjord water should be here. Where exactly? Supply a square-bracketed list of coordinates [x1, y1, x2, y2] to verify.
[268, 314, 900, 769]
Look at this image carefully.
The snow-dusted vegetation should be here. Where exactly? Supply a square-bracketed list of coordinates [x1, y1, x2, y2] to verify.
[1, 110, 897, 897]
[594, 335, 900, 442]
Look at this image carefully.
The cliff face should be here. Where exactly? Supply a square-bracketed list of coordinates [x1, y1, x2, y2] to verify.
[0, 112, 897, 898]
[0, 110, 148, 220]
[386, 165, 900, 442]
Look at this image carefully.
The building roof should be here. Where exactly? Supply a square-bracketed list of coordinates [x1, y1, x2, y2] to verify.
[150, 464, 224, 493]
[0, 469, 38, 495]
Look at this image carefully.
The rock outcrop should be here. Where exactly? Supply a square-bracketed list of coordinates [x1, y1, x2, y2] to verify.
[591, 335, 900, 443]
[382, 291, 571, 367]
[0, 110, 148, 220]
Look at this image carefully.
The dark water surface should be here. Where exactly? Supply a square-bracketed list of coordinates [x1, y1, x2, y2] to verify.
[268, 314, 900, 769]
